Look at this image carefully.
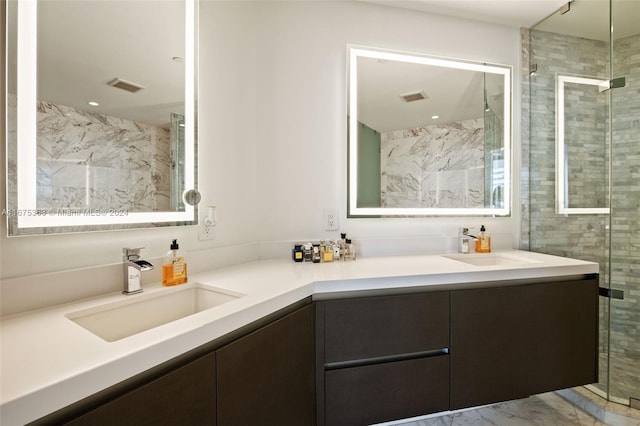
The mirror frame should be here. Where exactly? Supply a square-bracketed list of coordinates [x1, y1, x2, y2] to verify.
[347, 46, 512, 217]
[10, 0, 198, 229]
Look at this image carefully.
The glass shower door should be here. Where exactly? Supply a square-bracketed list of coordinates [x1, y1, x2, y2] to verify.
[608, 0, 640, 405]
[528, 0, 640, 405]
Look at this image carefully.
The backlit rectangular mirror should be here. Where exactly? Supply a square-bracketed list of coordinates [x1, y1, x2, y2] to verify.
[348, 46, 512, 217]
[5, 0, 198, 235]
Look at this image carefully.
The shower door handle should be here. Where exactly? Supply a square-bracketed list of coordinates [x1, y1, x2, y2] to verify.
[599, 287, 624, 300]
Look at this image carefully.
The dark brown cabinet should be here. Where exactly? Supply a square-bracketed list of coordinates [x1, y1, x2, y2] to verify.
[450, 277, 599, 409]
[216, 303, 315, 426]
[62, 352, 217, 426]
[317, 276, 598, 424]
[316, 292, 450, 426]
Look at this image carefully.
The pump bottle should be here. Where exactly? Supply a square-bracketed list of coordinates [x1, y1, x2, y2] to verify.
[162, 239, 188, 286]
[475, 225, 491, 253]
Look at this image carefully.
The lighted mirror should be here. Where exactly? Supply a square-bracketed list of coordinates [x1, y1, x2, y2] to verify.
[5, 0, 198, 235]
[555, 74, 610, 215]
[348, 46, 511, 217]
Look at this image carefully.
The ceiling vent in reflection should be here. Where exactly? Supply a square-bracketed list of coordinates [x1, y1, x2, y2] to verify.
[400, 90, 427, 103]
[107, 78, 145, 93]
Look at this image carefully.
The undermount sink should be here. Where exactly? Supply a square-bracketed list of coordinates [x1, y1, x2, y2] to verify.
[443, 253, 540, 267]
[67, 284, 245, 342]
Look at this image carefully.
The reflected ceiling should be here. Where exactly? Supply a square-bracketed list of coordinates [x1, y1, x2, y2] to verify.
[35, 1, 185, 129]
[359, 0, 568, 28]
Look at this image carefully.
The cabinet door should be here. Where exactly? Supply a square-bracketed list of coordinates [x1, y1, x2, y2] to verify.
[64, 352, 216, 426]
[325, 356, 449, 426]
[450, 278, 599, 409]
[216, 304, 315, 426]
[322, 292, 449, 362]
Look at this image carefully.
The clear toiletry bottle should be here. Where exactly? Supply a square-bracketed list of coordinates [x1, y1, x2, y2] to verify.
[344, 238, 356, 261]
[332, 241, 341, 261]
[322, 242, 334, 262]
[312, 243, 321, 263]
[162, 239, 188, 286]
[475, 225, 491, 253]
[339, 233, 347, 260]
[303, 243, 313, 262]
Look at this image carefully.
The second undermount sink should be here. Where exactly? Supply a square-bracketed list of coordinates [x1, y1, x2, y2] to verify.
[443, 253, 541, 267]
[67, 284, 245, 342]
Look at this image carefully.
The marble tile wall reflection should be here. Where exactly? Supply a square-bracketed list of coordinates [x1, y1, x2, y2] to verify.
[8, 95, 171, 214]
[380, 118, 484, 208]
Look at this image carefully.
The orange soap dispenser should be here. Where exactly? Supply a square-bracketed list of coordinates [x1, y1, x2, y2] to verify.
[162, 239, 188, 286]
[475, 225, 491, 253]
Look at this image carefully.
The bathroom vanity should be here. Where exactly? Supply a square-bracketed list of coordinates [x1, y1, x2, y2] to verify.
[0, 250, 598, 425]
[316, 276, 598, 425]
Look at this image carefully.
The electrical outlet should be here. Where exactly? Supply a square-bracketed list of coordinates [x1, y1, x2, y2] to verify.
[198, 223, 215, 240]
[198, 205, 217, 240]
[324, 209, 339, 231]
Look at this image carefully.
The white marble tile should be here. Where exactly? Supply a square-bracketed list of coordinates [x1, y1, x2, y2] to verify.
[87, 188, 112, 210]
[392, 393, 608, 426]
[51, 164, 88, 189]
[9, 97, 174, 214]
[385, 172, 421, 192]
[381, 118, 485, 209]
[383, 191, 422, 208]
[88, 166, 110, 189]
[52, 187, 87, 208]
[35, 185, 53, 209]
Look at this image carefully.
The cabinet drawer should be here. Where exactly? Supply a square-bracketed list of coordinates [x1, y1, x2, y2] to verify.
[325, 355, 449, 426]
[322, 292, 449, 362]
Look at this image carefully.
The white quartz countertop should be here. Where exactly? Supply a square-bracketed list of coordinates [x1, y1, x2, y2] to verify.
[0, 250, 597, 425]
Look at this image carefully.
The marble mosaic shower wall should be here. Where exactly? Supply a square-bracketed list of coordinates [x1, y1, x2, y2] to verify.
[524, 29, 609, 265]
[524, 28, 640, 399]
[7, 95, 171, 214]
[380, 118, 484, 208]
[523, 30, 612, 396]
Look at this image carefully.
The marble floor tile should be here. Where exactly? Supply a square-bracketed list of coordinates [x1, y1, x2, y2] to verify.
[391, 392, 609, 426]
[596, 352, 640, 403]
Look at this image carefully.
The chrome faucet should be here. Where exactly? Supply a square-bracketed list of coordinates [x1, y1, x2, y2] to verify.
[122, 247, 154, 295]
[458, 228, 476, 254]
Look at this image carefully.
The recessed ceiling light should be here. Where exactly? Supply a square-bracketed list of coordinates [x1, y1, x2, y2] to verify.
[88, 101, 99, 107]
[431, 115, 439, 119]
